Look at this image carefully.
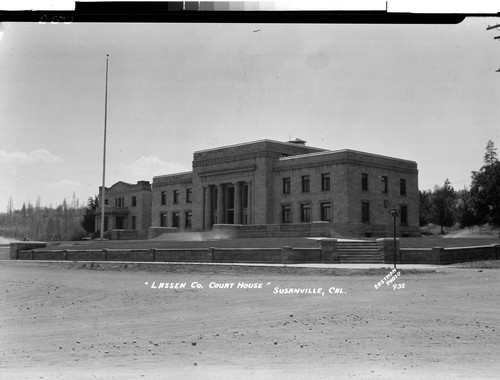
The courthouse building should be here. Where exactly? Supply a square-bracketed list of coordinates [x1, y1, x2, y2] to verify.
[147, 139, 420, 237]
[95, 180, 152, 238]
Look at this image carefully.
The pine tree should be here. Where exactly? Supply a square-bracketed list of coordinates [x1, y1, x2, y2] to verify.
[6, 196, 14, 216]
[81, 196, 99, 234]
[483, 140, 498, 166]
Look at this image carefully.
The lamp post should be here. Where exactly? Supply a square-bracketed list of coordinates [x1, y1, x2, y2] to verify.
[388, 209, 400, 269]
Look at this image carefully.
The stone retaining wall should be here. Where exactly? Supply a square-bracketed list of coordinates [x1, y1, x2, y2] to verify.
[13, 245, 327, 264]
[399, 245, 499, 264]
[9, 241, 500, 265]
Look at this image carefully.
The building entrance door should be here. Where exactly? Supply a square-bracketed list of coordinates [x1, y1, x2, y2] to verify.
[226, 210, 234, 224]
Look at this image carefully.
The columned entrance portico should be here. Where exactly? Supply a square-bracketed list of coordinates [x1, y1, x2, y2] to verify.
[202, 181, 250, 230]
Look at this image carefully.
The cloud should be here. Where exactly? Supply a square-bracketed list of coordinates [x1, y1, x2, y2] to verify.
[0, 149, 63, 164]
[121, 156, 190, 181]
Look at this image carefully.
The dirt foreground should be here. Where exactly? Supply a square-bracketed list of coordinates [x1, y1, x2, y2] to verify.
[0, 262, 499, 379]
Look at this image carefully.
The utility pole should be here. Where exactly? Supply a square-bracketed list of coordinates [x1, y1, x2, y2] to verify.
[100, 54, 109, 240]
[486, 24, 500, 72]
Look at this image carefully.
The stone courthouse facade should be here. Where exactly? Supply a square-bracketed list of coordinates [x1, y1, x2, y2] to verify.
[146, 139, 420, 237]
[95, 180, 152, 239]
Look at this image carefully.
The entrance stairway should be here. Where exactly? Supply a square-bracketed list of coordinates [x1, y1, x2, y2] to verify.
[337, 240, 383, 263]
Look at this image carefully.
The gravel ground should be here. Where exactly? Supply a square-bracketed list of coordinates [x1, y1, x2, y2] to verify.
[0, 262, 498, 379]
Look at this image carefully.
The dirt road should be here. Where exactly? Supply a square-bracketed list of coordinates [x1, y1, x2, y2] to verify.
[0, 263, 498, 379]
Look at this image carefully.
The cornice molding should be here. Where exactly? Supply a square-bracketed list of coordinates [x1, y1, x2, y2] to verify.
[274, 158, 418, 174]
[198, 165, 257, 177]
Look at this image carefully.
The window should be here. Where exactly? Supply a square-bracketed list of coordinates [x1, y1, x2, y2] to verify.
[104, 199, 109, 206]
[321, 173, 330, 191]
[300, 203, 311, 223]
[172, 212, 180, 228]
[161, 191, 167, 206]
[160, 213, 167, 227]
[131, 216, 136, 230]
[362, 202, 370, 223]
[400, 179, 407, 196]
[115, 197, 124, 207]
[282, 177, 291, 194]
[381, 176, 388, 193]
[186, 188, 192, 203]
[131, 196, 137, 207]
[173, 190, 179, 204]
[185, 211, 192, 228]
[320, 202, 332, 222]
[281, 204, 292, 223]
[362, 173, 368, 191]
[301, 175, 310, 193]
[400, 205, 408, 225]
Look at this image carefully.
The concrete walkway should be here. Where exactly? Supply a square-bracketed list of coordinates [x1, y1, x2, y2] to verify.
[0, 259, 441, 270]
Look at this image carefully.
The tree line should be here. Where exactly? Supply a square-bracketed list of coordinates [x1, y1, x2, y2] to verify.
[0, 194, 87, 241]
[419, 140, 500, 234]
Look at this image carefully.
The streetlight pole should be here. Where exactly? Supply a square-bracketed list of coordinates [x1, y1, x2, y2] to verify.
[100, 54, 109, 240]
[389, 209, 400, 269]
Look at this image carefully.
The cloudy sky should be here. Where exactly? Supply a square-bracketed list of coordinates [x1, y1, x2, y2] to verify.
[0, 8, 499, 209]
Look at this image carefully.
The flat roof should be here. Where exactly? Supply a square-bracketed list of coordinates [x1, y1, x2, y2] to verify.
[193, 139, 325, 154]
[278, 149, 417, 164]
[153, 171, 193, 180]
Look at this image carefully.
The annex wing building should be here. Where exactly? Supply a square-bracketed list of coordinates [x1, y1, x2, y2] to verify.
[97, 139, 420, 238]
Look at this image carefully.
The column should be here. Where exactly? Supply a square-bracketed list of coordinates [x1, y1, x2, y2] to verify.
[217, 184, 224, 224]
[204, 186, 213, 230]
[248, 181, 252, 224]
[234, 182, 241, 224]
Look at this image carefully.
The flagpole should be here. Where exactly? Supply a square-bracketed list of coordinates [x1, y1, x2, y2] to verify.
[100, 54, 109, 240]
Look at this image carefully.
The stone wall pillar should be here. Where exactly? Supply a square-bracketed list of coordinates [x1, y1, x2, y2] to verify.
[10, 241, 47, 260]
[281, 246, 294, 264]
[377, 238, 400, 264]
[320, 239, 338, 263]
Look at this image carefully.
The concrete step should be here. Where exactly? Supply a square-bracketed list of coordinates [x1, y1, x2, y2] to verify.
[339, 258, 384, 264]
[338, 247, 379, 251]
[339, 255, 384, 263]
[337, 240, 383, 263]
[338, 256, 380, 260]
